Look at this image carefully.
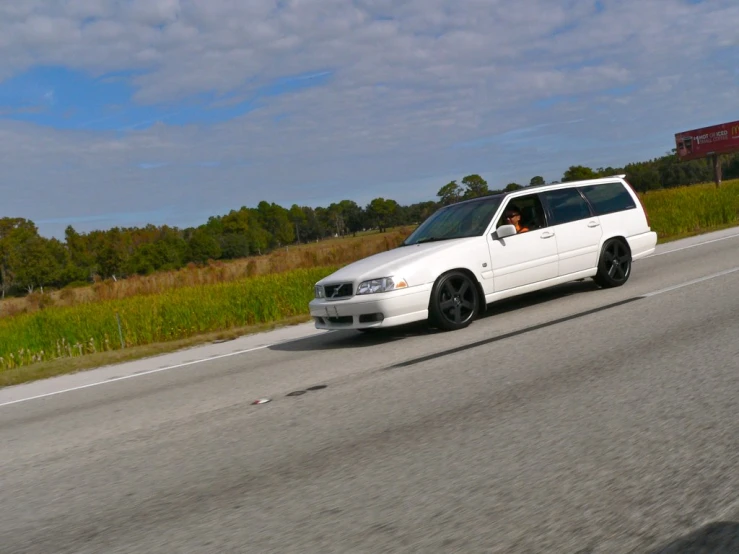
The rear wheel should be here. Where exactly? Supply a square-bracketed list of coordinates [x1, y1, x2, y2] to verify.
[594, 238, 631, 288]
[428, 271, 479, 331]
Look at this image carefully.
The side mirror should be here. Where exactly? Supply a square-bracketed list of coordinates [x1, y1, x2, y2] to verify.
[495, 224, 517, 239]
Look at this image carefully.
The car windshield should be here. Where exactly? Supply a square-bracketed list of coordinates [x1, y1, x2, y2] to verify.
[402, 195, 504, 246]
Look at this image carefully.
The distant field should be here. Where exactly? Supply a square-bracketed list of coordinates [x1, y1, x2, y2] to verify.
[1, 178, 738, 376]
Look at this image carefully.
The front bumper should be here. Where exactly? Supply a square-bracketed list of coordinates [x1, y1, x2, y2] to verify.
[309, 284, 433, 329]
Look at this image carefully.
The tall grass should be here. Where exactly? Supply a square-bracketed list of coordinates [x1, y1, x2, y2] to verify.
[0, 227, 412, 318]
[640, 179, 739, 239]
[0, 266, 337, 370]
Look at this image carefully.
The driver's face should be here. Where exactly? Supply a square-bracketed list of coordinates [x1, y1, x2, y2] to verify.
[504, 211, 521, 223]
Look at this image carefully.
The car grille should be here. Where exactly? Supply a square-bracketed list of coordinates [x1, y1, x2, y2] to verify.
[323, 283, 353, 299]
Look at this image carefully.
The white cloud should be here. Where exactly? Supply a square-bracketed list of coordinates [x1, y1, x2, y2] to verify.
[1, 0, 737, 237]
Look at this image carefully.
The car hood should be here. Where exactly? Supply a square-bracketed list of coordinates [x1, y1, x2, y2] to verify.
[316, 237, 478, 285]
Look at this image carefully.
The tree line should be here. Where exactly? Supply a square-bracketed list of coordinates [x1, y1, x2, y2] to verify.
[2, 149, 738, 297]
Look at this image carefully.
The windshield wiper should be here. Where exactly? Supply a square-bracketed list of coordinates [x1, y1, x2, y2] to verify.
[413, 237, 452, 244]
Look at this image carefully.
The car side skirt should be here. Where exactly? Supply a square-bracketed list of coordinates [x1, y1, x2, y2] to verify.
[483, 268, 598, 304]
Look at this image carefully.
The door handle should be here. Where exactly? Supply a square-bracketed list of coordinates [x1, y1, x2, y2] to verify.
[540, 231, 555, 239]
[587, 221, 600, 228]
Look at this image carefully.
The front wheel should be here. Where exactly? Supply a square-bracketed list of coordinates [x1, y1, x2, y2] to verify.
[428, 271, 479, 331]
[594, 238, 631, 288]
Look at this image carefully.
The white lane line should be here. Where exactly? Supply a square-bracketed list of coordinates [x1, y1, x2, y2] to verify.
[642, 266, 739, 297]
[649, 232, 739, 257]
[0, 332, 330, 409]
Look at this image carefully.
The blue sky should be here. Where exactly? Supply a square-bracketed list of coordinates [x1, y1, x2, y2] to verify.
[0, 65, 333, 131]
[1, 0, 737, 239]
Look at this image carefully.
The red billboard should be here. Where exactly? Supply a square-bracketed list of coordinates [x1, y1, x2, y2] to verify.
[675, 119, 739, 161]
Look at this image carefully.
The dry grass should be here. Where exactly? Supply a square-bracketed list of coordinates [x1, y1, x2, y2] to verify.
[0, 226, 414, 318]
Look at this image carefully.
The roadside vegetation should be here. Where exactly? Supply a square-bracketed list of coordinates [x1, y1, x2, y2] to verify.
[0, 266, 335, 372]
[1, 148, 739, 382]
[0, 228, 412, 317]
[641, 179, 739, 240]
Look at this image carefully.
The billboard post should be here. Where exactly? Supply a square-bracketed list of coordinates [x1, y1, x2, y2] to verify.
[712, 154, 721, 188]
[675, 119, 739, 188]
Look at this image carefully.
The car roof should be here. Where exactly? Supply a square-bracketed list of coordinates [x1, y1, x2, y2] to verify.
[449, 175, 628, 207]
[505, 175, 628, 198]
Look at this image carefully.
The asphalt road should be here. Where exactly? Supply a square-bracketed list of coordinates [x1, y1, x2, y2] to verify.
[1, 231, 738, 553]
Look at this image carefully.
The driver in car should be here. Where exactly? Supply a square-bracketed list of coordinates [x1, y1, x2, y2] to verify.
[502, 206, 529, 234]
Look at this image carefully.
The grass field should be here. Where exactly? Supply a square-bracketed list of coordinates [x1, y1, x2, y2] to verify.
[640, 179, 739, 240]
[1, 178, 738, 381]
[0, 266, 337, 371]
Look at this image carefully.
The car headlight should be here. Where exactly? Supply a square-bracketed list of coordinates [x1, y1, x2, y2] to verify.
[356, 277, 408, 295]
[314, 285, 325, 298]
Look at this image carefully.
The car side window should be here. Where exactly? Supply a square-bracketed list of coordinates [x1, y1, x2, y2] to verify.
[540, 188, 592, 225]
[579, 182, 637, 215]
[496, 194, 547, 233]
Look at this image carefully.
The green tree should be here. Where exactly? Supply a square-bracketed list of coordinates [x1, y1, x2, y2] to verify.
[222, 208, 251, 235]
[246, 210, 272, 255]
[257, 201, 294, 246]
[366, 198, 398, 233]
[64, 225, 96, 281]
[6, 225, 64, 293]
[187, 228, 222, 263]
[461, 174, 489, 198]
[300, 207, 325, 241]
[406, 201, 439, 225]
[596, 166, 621, 177]
[289, 204, 307, 243]
[437, 181, 463, 205]
[95, 228, 129, 280]
[562, 165, 599, 182]
[0, 218, 25, 298]
[214, 208, 252, 258]
[326, 203, 346, 237]
[529, 176, 545, 187]
[220, 233, 251, 259]
[338, 200, 365, 236]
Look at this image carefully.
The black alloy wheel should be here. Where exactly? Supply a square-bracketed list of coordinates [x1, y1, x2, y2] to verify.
[429, 270, 479, 331]
[594, 238, 632, 288]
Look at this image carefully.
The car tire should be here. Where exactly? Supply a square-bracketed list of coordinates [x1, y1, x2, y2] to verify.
[428, 270, 479, 331]
[593, 238, 632, 288]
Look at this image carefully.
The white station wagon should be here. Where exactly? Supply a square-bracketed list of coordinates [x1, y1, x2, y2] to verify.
[309, 176, 657, 332]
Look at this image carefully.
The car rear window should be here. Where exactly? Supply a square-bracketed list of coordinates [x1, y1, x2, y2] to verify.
[579, 182, 637, 215]
[540, 188, 592, 225]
